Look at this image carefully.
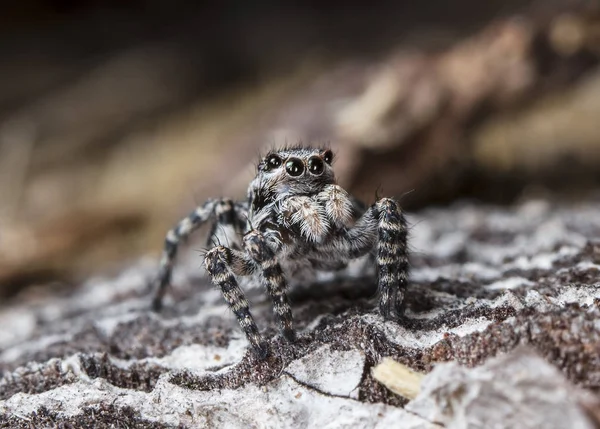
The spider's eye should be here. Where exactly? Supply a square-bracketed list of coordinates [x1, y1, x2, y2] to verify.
[323, 150, 333, 165]
[285, 158, 304, 177]
[265, 154, 282, 170]
[307, 156, 324, 175]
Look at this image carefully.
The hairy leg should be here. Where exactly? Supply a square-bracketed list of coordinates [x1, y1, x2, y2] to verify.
[204, 246, 268, 359]
[243, 230, 296, 342]
[151, 199, 218, 311]
[375, 198, 409, 319]
[312, 197, 409, 319]
[153, 199, 249, 311]
[206, 200, 249, 249]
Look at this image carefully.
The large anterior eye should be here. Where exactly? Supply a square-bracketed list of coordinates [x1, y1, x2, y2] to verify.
[322, 150, 333, 165]
[285, 158, 304, 177]
[307, 156, 324, 175]
[265, 154, 282, 170]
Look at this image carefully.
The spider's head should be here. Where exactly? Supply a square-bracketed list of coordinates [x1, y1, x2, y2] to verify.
[257, 146, 335, 195]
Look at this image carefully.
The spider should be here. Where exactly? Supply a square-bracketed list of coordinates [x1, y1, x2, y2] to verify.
[151, 145, 409, 359]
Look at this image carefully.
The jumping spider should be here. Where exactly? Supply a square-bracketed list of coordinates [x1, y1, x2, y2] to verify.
[151, 146, 409, 359]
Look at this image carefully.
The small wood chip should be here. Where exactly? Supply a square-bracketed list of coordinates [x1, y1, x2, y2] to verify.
[371, 357, 425, 400]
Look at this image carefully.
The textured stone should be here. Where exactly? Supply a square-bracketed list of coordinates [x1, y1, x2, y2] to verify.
[407, 347, 599, 429]
[1, 199, 599, 427]
[285, 345, 365, 398]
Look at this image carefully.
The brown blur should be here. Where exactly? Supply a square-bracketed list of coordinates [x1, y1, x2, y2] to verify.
[1, 0, 599, 298]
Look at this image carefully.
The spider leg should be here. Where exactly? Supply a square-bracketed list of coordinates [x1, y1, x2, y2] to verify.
[375, 198, 409, 319]
[314, 197, 409, 319]
[243, 230, 296, 342]
[204, 246, 268, 359]
[152, 199, 249, 311]
[152, 199, 218, 311]
[206, 200, 249, 250]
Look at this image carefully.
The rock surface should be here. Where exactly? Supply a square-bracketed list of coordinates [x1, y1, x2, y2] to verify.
[1, 199, 600, 428]
[407, 347, 600, 429]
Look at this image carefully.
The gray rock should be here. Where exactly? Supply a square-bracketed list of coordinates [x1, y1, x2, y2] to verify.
[285, 345, 365, 398]
[1, 199, 599, 428]
[407, 347, 599, 429]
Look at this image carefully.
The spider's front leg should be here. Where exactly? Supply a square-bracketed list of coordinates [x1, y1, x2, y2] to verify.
[203, 246, 269, 359]
[243, 230, 296, 342]
[316, 196, 409, 319]
[374, 198, 409, 319]
[204, 228, 295, 359]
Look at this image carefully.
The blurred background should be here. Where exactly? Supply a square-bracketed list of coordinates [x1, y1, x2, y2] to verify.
[0, 0, 599, 301]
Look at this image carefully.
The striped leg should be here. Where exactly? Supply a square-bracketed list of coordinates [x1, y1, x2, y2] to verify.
[310, 197, 409, 319]
[204, 246, 268, 359]
[243, 230, 296, 342]
[206, 200, 249, 250]
[375, 198, 409, 319]
[151, 199, 218, 311]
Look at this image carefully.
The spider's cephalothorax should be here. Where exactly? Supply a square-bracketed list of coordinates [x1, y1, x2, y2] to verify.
[151, 146, 409, 359]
